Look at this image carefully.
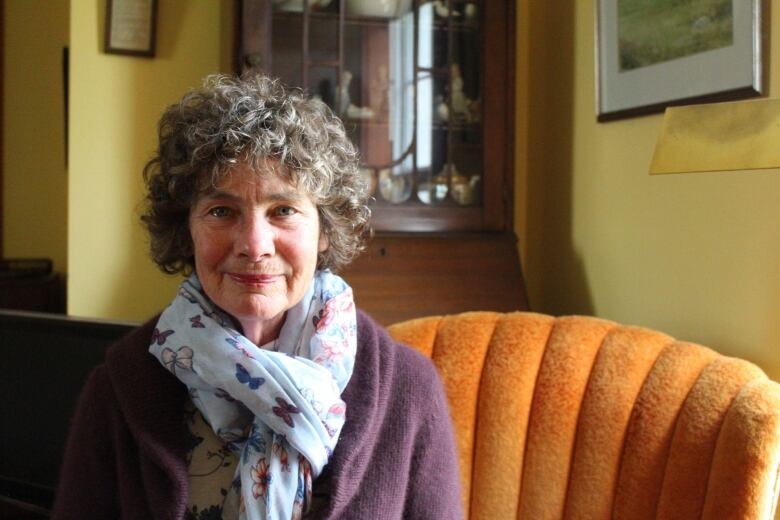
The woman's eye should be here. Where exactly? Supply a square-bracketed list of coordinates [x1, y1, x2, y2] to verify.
[208, 206, 232, 218]
[274, 206, 297, 217]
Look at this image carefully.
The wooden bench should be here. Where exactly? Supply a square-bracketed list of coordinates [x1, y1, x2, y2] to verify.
[0, 310, 136, 516]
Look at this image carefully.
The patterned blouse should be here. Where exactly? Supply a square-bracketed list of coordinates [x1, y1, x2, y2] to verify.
[184, 398, 239, 519]
[184, 399, 328, 519]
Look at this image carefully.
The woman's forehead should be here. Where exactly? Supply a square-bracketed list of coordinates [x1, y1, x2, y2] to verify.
[195, 160, 313, 202]
[200, 159, 288, 190]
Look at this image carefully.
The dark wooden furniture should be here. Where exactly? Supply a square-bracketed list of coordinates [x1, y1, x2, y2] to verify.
[345, 233, 528, 325]
[0, 310, 137, 516]
[0, 259, 64, 313]
[0, 273, 65, 314]
[0, 0, 4, 257]
[238, 0, 526, 322]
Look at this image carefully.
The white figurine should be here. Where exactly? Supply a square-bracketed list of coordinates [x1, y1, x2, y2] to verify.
[449, 63, 471, 122]
[435, 94, 449, 122]
[369, 65, 391, 118]
[274, 0, 332, 12]
[433, 0, 460, 18]
[338, 71, 374, 119]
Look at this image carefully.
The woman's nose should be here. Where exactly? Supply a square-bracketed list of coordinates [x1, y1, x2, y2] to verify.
[236, 213, 275, 260]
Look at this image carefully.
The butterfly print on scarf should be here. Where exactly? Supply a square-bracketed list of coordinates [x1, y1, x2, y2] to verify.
[189, 315, 205, 328]
[161, 346, 194, 374]
[242, 426, 267, 463]
[226, 337, 256, 359]
[273, 397, 301, 428]
[235, 363, 265, 390]
[151, 328, 174, 346]
[179, 289, 198, 304]
[311, 312, 323, 330]
[249, 430, 266, 453]
[217, 427, 248, 454]
[204, 309, 229, 327]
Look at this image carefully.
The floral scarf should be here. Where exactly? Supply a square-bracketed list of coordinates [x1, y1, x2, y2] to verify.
[149, 270, 356, 519]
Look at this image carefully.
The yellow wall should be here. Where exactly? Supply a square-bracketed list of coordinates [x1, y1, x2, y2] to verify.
[13, 0, 777, 383]
[68, 0, 231, 320]
[517, 1, 780, 381]
[2, 0, 69, 271]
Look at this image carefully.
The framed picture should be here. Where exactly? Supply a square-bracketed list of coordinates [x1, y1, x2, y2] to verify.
[596, 0, 762, 122]
[105, 0, 158, 57]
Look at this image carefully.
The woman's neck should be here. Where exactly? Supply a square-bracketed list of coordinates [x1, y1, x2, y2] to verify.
[238, 312, 286, 347]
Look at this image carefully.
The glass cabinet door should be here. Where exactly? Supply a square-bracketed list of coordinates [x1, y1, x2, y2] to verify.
[240, 0, 510, 232]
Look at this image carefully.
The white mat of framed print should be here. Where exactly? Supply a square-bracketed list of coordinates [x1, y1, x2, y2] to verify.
[596, 0, 762, 122]
[105, 0, 158, 57]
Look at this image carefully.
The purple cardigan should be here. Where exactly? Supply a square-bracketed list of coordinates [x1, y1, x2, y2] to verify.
[52, 310, 462, 519]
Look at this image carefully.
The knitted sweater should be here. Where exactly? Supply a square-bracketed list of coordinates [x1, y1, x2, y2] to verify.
[52, 310, 462, 519]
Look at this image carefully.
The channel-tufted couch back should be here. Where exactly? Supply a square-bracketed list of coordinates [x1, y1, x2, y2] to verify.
[388, 312, 780, 519]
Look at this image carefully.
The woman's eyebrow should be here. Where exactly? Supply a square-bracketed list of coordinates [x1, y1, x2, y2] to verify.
[196, 189, 241, 202]
[266, 190, 306, 202]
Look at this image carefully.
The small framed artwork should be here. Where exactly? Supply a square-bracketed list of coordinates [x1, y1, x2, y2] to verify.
[596, 0, 762, 122]
[105, 0, 158, 57]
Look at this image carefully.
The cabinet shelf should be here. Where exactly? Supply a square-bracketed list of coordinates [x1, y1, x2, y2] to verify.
[272, 8, 479, 31]
[274, 10, 398, 28]
[423, 19, 480, 32]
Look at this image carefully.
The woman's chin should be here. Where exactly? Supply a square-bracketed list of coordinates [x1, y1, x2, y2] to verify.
[223, 300, 287, 341]
[231, 302, 286, 325]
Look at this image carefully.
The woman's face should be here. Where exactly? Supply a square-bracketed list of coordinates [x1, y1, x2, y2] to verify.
[189, 162, 327, 344]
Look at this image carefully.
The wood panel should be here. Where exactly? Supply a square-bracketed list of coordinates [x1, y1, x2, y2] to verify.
[341, 232, 529, 325]
[0, 273, 65, 314]
[0, 0, 4, 256]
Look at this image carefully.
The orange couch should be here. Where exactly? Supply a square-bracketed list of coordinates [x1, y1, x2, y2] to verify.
[388, 312, 780, 519]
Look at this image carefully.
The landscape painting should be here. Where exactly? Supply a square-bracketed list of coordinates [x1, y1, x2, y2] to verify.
[596, 0, 760, 121]
[618, 0, 734, 71]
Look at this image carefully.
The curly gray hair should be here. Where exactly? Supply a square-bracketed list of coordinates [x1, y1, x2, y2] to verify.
[141, 73, 371, 274]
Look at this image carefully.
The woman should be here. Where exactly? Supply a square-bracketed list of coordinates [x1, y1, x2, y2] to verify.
[53, 74, 462, 519]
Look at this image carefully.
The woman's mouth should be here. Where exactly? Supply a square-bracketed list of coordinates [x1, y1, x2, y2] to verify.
[227, 273, 280, 286]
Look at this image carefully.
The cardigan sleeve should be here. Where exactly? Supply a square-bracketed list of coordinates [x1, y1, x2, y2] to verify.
[404, 370, 464, 519]
[52, 366, 120, 519]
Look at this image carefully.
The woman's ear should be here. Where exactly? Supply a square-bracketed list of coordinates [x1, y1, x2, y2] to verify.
[318, 232, 329, 253]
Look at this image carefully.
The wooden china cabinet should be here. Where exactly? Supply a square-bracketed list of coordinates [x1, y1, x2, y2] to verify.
[238, 0, 527, 324]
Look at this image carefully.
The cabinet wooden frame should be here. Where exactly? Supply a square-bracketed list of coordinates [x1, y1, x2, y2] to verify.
[235, 1, 527, 321]
[236, 0, 516, 233]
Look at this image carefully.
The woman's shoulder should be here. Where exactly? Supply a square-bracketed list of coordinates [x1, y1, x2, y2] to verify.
[103, 314, 180, 382]
[101, 315, 188, 422]
[356, 310, 437, 366]
[354, 309, 444, 399]
[104, 316, 159, 363]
